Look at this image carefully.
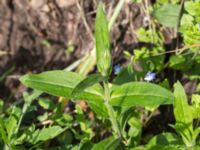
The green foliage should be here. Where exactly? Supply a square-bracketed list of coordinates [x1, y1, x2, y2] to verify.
[0, 99, 4, 113]
[136, 28, 163, 44]
[0, 90, 44, 148]
[1, 1, 200, 149]
[92, 136, 120, 150]
[20, 71, 108, 118]
[184, 1, 200, 18]
[72, 73, 104, 98]
[153, 4, 181, 27]
[169, 54, 193, 71]
[173, 82, 200, 148]
[20, 71, 104, 102]
[95, 2, 112, 76]
[112, 65, 138, 85]
[38, 98, 55, 110]
[173, 0, 200, 79]
[147, 132, 183, 149]
[27, 126, 65, 144]
[17, 1, 179, 149]
[110, 82, 174, 107]
[192, 95, 200, 118]
[133, 46, 165, 71]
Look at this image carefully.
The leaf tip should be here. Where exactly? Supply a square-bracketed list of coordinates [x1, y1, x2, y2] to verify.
[19, 74, 30, 85]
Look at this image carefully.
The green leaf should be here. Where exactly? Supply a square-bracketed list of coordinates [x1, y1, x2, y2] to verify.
[104, 138, 120, 150]
[0, 118, 9, 145]
[159, 79, 170, 90]
[194, 127, 200, 141]
[48, 145, 78, 150]
[55, 114, 73, 127]
[112, 65, 138, 85]
[20, 71, 104, 103]
[191, 94, 200, 118]
[38, 98, 54, 110]
[21, 90, 42, 118]
[193, 146, 200, 150]
[20, 70, 108, 118]
[23, 90, 42, 104]
[169, 55, 193, 71]
[119, 108, 137, 134]
[92, 136, 120, 150]
[95, 2, 112, 76]
[127, 116, 142, 146]
[192, 94, 200, 107]
[128, 117, 142, 138]
[28, 126, 65, 144]
[147, 145, 184, 150]
[72, 73, 104, 98]
[6, 107, 22, 141]
[131, 145, 184, 150]
[173, 82, 193, 125]
[180, 14, 194, 26]
[147, 132, 183, 147]
[88, 100, 108, 118]
[79, 141, 93, 150]
[173, 81, 194, 146]
[128, 146, 146, 150]
[153, 4, 181, 27]
[0, 99, 4, 113]
[184, 1, 200, 16]
[110, 82, 174, 107]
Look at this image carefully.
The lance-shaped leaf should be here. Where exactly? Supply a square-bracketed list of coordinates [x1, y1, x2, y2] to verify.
[20, 71, 104, 101]
[174, 82, 193, 124]
[95, 2, 112, 76]
[28, 126, 65, 144]
[109, 82, 174, 107]
[20, 70, 108, 118]
[92, 136, 120, 150]
[72, 73, 104, 98]
[173, 81, 194, 146]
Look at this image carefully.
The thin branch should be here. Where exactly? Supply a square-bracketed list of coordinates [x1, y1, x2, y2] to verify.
[76, 0, 94, 41]
[149, 42, 200, 57]
[108, 0, 125, 30]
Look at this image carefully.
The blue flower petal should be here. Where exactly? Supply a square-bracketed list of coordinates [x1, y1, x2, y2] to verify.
[144, 72, 156, 81]
[114, 64, 122, 75]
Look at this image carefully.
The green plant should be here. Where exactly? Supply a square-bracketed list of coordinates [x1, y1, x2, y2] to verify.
[172, 82, 200, 149]
[131, 82, 200, 150]
[0, 90, 68, 149]
[18, 2, 174, 149]
[1, 1, 200, 149]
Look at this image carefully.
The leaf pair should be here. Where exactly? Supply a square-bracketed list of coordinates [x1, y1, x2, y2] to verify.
[20, 71, 108, 118]
[20, 70, 174, 110]
[19, 1, 175, 119]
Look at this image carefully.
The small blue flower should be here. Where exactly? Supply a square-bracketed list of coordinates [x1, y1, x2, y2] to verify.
[114, 64, 122, 75]
[198, 23, 200, 32]
[144, 72, 156, 82]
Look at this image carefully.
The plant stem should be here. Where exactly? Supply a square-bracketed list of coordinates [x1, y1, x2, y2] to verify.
[103, 79, 122, 138]
[108, 0, 125, 30]
[16, 90, 42, 133]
